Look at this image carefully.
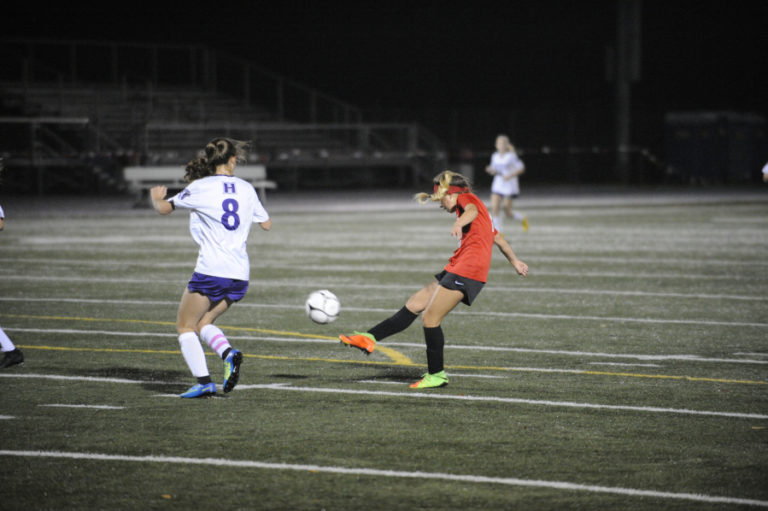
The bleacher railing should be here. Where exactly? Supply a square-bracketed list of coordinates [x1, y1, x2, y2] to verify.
[1, 38, 362, 126]
[0, 38, 448, 191]
[141, 122, 446, 166]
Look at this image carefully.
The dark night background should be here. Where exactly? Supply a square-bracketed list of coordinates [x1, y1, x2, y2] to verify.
[3, 0, 767, 183]
[7, 1, 764, 110]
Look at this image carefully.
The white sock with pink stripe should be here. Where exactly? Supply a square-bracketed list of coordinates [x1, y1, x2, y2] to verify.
[200, 324, 232, 360]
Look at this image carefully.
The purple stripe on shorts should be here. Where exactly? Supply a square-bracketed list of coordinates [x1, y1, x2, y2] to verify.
[187, 272, 249, 302]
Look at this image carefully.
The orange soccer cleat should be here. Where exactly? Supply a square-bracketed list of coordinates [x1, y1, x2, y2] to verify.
[339, 331, 376, 355]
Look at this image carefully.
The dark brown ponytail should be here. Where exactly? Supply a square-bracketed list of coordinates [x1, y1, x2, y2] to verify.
[183, 137, 251, 183]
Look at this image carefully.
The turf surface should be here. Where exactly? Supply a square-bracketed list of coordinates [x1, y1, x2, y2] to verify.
[1, 187, 767, 510]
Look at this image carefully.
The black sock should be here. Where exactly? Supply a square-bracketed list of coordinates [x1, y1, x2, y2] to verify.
[368, 306, 418, 342]
[221, 347, 231, 361]
[423, 325, 445, 374]
[197, 375, 213, 385]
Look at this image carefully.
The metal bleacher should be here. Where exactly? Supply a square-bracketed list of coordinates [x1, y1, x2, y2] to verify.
[0, 39, 447, 193]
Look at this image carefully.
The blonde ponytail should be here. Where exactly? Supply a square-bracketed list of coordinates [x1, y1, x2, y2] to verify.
[414, 170, 472, 203]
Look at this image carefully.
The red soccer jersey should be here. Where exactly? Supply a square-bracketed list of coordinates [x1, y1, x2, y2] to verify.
[444, 193, 498, 282]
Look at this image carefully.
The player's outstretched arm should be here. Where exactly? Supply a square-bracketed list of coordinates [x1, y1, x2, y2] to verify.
[451, 203, 478, 238]
[150, 186, 173, 215]
[494, 232, 528, 276]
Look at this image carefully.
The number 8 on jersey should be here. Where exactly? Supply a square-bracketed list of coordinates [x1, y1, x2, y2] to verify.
[221, 198, 240, 230]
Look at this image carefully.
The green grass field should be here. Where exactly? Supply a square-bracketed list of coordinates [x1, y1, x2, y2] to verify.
[1, 187, 767, 510]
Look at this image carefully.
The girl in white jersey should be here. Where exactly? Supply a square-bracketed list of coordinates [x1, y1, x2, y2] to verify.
[0, 202, 25, 369]
[485, 134, 528, 233]
[151, 138, 272, 398]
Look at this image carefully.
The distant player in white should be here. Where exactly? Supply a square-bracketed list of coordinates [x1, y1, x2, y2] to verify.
[0, 202, 25, 368]
[762, 161, 768, 183]
[151, 138, 272, 398]
[485, 134, 528, 233]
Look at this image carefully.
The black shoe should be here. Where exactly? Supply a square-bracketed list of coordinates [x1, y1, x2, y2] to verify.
[0, 349, 24, 368]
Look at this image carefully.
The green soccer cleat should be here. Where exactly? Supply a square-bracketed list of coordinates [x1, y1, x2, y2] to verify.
[409, 370, 448, 389]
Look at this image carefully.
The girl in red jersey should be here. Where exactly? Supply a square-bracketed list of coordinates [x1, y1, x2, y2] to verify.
[340, 171, 528, 388]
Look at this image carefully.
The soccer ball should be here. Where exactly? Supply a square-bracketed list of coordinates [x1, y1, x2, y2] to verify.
[305, 289, 340, 324]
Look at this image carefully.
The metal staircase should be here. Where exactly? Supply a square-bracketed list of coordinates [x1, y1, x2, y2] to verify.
[0, 39, 446, 193]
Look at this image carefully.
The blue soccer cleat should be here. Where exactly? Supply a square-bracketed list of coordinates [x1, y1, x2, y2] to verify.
[222, 349, 243, 393]
[179, 382, 216, 398]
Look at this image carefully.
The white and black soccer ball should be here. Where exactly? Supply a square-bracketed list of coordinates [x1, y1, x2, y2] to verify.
[305, 289, 340, 324]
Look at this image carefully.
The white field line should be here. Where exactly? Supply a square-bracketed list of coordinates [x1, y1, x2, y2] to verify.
[496, 288, 768, 302]
[3, 374, 766, 420]
[382, 341, 768, 365]
[503, 254, 768, 268]
[361, 373, 506, 382]
[261, 264, 766, 281]
[588, 362, 663, 368]
[11, 220, 768, 237]
[4, 243, 768, 264]
[4, 244, 764, 262]
[5, 327, 768, 367]
[1, 296, 766, 329]
[323, 230, 765, 249]
[4, 254, 768, 269]
[1, 450, 767, 508]
[710, 216, 768, 223]
[38, 404, 125, 410]
[452, 310, 768, 329]
[13, 228, 764, 243]
[4, 281, 767, 302]
[15, 235, 192, 245]
[2, 266, 766, 283]
[0, 246, 192, 256]
[239, 383, 768, 420]
[0, 345, 693, 380]
[12, 238, 692, 252]
[0, 416, 14, 420]
[1, 275, 176, 284]
[3, 277, 766, 306]
[445, 373, 507, 379]
[0, 258, 192, 269]
[6, 327, 768, 366]
[0, 373, 172, 385]
[7, 327, 178, 338]
[0, 297, 181, 306]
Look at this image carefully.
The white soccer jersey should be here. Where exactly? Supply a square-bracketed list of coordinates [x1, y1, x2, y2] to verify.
[0, 204, 4, 218]
[490, 151, 524, 197]
[169, 175, 269, 281]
